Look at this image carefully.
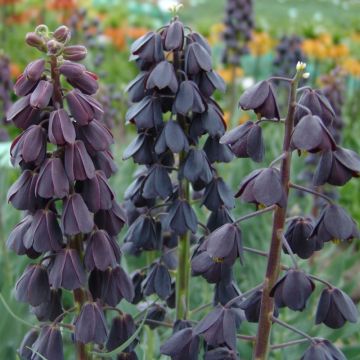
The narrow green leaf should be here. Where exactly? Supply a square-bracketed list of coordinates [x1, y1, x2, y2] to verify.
[26, 346, 48, 360]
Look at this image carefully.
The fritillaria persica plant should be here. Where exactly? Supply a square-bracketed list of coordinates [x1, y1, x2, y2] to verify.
[125, 10, 359, 357]
[6, 25, 137, 360]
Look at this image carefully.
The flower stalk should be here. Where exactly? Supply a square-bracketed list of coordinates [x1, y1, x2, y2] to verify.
[253, 67, 305, 360]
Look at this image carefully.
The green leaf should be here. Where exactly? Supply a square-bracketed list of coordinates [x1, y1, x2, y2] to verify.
[91, 309, 148, 358]
[26, 347, 48, 360]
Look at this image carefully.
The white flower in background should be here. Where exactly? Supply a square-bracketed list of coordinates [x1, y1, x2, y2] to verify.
[241, 77, 255, 89]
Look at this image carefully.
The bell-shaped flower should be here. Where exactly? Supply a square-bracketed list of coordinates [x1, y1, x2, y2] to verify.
[202, 177, 234, 211]
[165, 199, 198, 235]
[29, 80, 53, 109]
[162, 19, 184, 51]
[236, 167, 286, 207]
[301, 339, 346, 360]
[174, 80, 206, 115]
[291, 114, 336, 153]
[143, 262, 172, 300]
[185, 42, 212, 75]
[155, 120, 189, 154]
[130, 31, 164, 63]
[270, 269, 315, 311]
[66, 70, 99, 95]
[195, 70, 226, 98]
[36, 157, 70, 199]
[314, 147, 360, 186]
[92, 150, 118, 178]
[203, 136, 234, 164]
[14, 73, 37, 97]
[6, 215, 33, 256]
[146, 60, 178, 93]
[125, 71, 148, 103]
[239, 80, 280, 120]
[18, 329, 39, 360]
[48, 109, 76, 145]
[84, 229, 120, 271]
[32, 289, 63, 322]
[220, 121, 265, 162]
[32, 325, 64, 360]
[49, 248, 86, 290]
[15, 264, 50, 306]
[62, 193, 94, 235]
[207, 207, 234, 232]
[315, 287, 358, 329]
[94, 200, 126, 236]
[141, 164, 173, 200]
[205, 347, 238, 360]
[124, 132, 156, 164]
[74, 301, 108, 345]
[6, 94, 40, 129]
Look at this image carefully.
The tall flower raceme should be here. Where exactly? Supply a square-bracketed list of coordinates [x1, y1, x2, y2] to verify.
[221, 0, 253, 66]
[123, 14, 255, 358]
[0, 52, 12, 139]
[217, 62, 359, 359]
[6, 25, 136, 360]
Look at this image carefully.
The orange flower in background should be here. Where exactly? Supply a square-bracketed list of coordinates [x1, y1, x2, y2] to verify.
[105, 25, 149, 50]
[126, 27, 149, 40]
[47, 0, 77, 10]
[223, 111, 231, 126]
[238, 112, 250, 125]
[217, 67, 244, 83]
[10, 63, 21, 79]
[341, 58, 360, 77]
[248, 31, 274, 57]
[0, 0, 19, 5]
[6, 8, 40, 25]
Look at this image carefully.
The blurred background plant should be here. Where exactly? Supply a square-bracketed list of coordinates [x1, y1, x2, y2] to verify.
[0, 0, 360, 359]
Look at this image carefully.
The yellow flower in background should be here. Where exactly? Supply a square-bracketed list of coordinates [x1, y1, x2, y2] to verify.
[350, 31, 360, 43]
[217, 67, 244, 83]
[223, 111, 231, 126]
[238, 113, 250, 125]
[208, 23, 225, 46]
[341, 58, 360, 77]
[248, 31, 274, 57]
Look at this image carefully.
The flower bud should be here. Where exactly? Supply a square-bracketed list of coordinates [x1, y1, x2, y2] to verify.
[53, 25, 71, 43]
[25, 32, 46, 51]
[47, 39, 63, 56]
[25, 59, 46, 81]
[63, 45, 88, 61]
[30, 80, 54, 109]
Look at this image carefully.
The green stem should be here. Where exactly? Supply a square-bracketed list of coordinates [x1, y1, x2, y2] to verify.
[253, 68, 304, 360]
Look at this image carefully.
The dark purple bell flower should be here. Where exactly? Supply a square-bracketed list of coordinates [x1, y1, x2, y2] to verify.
[63, 45, 88, 61]
[18, 328, 39, 360]
[206, 223, 243, 265]
[36, 157, 70, 199]
[64, 140, 95, 181]
[10, 124, 46, 166]
[174, 80, 206, 115]
[207, 207, 234, 232]
[236, 167, 286, 207]
[202, 176, 234, 211]
[284, 217, 315, 259]
[81, 170, 114, 212]
[301, 339, 346, 360]
[155, 120, 189, 154]
[146, 60, 178, 93]
[203, 136, 234, 164]
[195, 70, 226, 98]
[107, 313, 138, 353]
[194, 101, 226, 138]
[142, 164, 173, 200]
[126, 95, 163, 129]
[214, 276, 241, 307]
[6, 94, 40, 129]
[125, 72, 148, 103]
[185, 42, 212, 75]
[92, 150, 118, 178]
[14, 74, 37, 97]
[160, 327, 200, 360]
[162, 19, 184, 51]
[130, 31, 164, 63]
[143, 262, 172, 300]
[123, 214, 161, 251]
[94, 199, 126, 236]
[239, 80, 280, 120]
[74, 301, 108, 345]
[32, 325, 64, 360]
[240, 290, 278, 323]
[49, 248, 86, 290]
[30, 80, 54, 109]
[310, 204, 359, 245]
[294, 88, 335, 126]
[181, 148, 213, 185]
[124, 132, 156, 164]
[32, 289, 63, 321]
[15, 264, 50, 306]
[76, 118, 113, 153]
[314, 147, 360, 186]
[130, 270, 146, 304]
[195, 305, 238, 350]
[59, 61, 86, 79]
[205, 347, 238, 360]
[189, 32, 212, 54]
[145, 304, 166, 329]
[84, 229, 119, 271]
[66, 89, 103, 125]
[7, 170, 40, 211]
[270, 269, 315, 311]
[24, 209, 63, 252]
[315, 287, 358, 329]
[220, 121, 265, 162]
[291, 114, 336, 153]
[165, 199, 198, 235]
[62, 193, 94, 235]
[67, 70, 99, 95]
[48, 109, 76, 145]
[24, 59, 45, 81]
[7, 215, 33, 255]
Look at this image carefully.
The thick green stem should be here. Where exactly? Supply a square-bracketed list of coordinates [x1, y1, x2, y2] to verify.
[253, 69, 304, 360]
